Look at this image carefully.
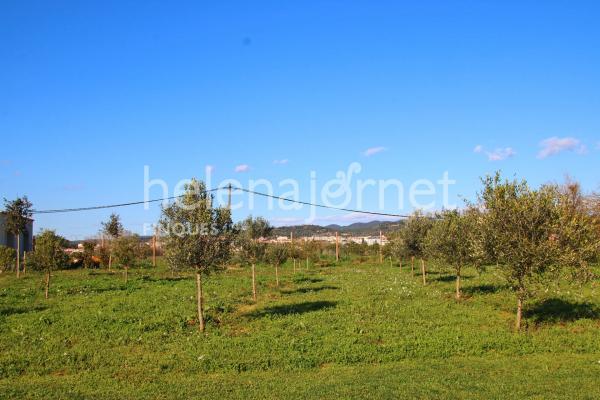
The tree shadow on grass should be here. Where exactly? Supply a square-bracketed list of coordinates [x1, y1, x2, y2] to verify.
[292, 277, 324, 284]
[248, 301, 338, 318]
[432, 275, 473, 283]
[524, 298, 600, 324]
[0, 305, 48, 317]
[280, 286, 339, 295]
[139, 275, 188, 283]
[463, 284, 508, 296]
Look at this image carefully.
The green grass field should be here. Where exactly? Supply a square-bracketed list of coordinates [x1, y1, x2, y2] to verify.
[1, 260, 599, 399]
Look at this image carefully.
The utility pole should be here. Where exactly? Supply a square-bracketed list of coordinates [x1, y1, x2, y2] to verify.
[335, 232, 340, 262]
[291, 231, 295, 272]
[379, 231, 383, 264]
[227, 183, 232, 210]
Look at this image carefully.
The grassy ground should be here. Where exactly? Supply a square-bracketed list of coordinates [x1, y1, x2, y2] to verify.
[1, 259, 599, 399]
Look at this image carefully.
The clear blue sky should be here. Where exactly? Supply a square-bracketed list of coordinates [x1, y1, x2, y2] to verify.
[1, 1, 599, 239]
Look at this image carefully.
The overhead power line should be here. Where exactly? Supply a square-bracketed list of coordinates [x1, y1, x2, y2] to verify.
[31, 186, 413, 219]
[232, 187, 412, 219]
[31, 189, 220, 215]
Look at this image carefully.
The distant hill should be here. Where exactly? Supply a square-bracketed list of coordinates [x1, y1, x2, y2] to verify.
[65, 222, 403, 245]
[273, 220, 404, 237]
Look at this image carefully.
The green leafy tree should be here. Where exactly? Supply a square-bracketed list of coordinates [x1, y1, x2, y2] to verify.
[288, 240, 302, 273]
[266, 244, 289, 287]
[160, 179, 234, 332]
[95, 245, 110, 269]
[479, 173, 561, 330]
[0, 245, 16, 273]
[82, 241, 96, 269]
[303, 239, 322, 267]
[425, 208, 483, 299]
[3, 196, 33, 278]
[101, 213, 123, 271]
[398, 210, 433, 282]
[113, 235, 140, 283]
[34, 230, 68, 299]
[388, 232, 408, 270]
[555, 180, 599, 281]
[235, 216, 273, 302]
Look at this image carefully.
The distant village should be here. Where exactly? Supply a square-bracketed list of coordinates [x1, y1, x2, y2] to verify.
[267, 233, 389, 246]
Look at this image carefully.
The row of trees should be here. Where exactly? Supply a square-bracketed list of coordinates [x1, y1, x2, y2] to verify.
[389, 174, 600, 330]
[0, 196, 151, 297]
[4, 173, 599, 332]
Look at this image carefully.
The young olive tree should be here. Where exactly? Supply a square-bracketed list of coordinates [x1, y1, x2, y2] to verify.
[3, 196, 33, 278]
[398, 210, 433, 283]
[289, 241, 302, 273]
[113, 235, 140, 283]
[160, 179, 234, 332]
[34, 230, 68, 299]
[235, 216, 273, 302]
[266, 244, 289, 287]
[479, 173, 561, 331]
[101, 213, 123, 271]
[303, 239, 321, 268]
[389, 233, 408, 271]
[82, 241, 96, 270]
[0, 245, 16, 273]
[555, 180, 600, 281]
[425, 208, 482, 299]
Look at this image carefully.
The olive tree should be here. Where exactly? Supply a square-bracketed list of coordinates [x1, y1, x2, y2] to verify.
[113, 235, 140, 283]
[0, 245, 16, 273]
[398, 210, 433, 283]
[266, 244, 289, 287]
[160, 179, 234, 332]
[235, 216, 273, 302]
[34, 230, 68, 299]
[289, 241, 302, 273]
[303, 239, 321, 268]
[3, 196, 33, 278]
[389, 233, 408, 271]
[479, 173, 561, 331]
[555, 180, 599, 281]
[425, 208, 482, 299]
[101, 213, 123, 271]
[82, 241, 96, 270]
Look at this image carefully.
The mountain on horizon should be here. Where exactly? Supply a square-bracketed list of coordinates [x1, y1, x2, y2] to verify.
[272, 220, 404, 237]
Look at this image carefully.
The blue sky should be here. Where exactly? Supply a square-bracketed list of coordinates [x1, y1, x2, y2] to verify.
[1, 1, 599, 239]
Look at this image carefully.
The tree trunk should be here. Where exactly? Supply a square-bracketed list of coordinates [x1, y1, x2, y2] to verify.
[16, 234, 20, 278]
[23, 251, 27, 275]
[275, 263, 280, 287]
[196, 271, 205, 332]
[45, 270, 50, 299]
[251, 263, 257, 302]
[455, 268, 461, 300]
[306, 257, 309, 269]
[411, 256, 414, 276]
[421, 259, 426, 285]
[124, 266, 128, 283]
[389, 257, 392, 268]
[108, 253, 112, 271]
[515, 296, 523, 331]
